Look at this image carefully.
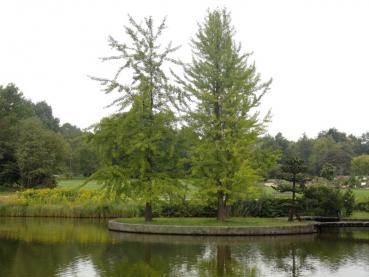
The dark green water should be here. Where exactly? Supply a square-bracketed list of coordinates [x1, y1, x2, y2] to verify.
[0, 218, 369, 277]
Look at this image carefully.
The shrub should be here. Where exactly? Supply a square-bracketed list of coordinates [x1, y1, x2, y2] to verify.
[343, 189, 355, 216]
[356, 202, 369, 212]
[154, 201, 217, 218]
[231, 198, 290, 217]
[301, 186, 343, 217]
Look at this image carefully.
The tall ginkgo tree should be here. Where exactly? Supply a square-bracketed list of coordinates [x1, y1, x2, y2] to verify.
[182, 9, 271, 221]
[91, 16, 183, 221]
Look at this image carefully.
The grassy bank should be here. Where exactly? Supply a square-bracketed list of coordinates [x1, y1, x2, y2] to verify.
[0, 187, 140, 218]
[0, 202, 139, 218]
[116, 217, 309, 226]
[348, 211, 369, 219]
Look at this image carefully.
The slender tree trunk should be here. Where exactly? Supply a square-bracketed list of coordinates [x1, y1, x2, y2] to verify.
[217, 191, 226, 222]
[144, 75, 154, 223]
[145, 202, 153, 222]
[289, 179, 296, 222]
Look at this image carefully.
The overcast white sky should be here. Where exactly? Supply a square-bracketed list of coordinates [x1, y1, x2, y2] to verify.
[0, 0, 368, 141]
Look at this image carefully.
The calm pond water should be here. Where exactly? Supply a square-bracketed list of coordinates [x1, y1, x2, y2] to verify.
[0, 218, 369, 277]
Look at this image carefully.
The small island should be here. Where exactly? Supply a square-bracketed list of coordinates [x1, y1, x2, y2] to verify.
[109, 217, 317, 236]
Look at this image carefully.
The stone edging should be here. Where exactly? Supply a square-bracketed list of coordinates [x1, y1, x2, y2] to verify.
[315, 221, 369, 228]
[108, 220, 317, 236]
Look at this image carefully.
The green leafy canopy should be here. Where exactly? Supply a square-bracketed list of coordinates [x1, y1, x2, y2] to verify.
[88, 15, 183, 208]
[181, 9, 272, 216]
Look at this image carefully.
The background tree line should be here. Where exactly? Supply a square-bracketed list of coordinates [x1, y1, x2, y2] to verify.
[0, 84, 99, 188]
[259, 129, 369, 179]
[1, 83, 368, 189]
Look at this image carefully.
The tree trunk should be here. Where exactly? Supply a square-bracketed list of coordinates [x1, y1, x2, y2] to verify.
[217, 191, 226, 222]
[144, 244, 152, 264]
[145, 202, 153, 222]
[217, 245, 232, 276]
[289, 180, 296, 222]
[291, 246, 297, 277]
[288, 212, 293, 222]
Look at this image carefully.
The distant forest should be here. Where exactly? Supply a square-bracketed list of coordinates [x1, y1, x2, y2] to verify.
[259, 129, 369, 178]
[1, 83, 368, 188]
[0, 84, 99, 187]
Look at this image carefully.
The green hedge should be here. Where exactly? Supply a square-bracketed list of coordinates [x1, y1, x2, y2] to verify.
[154, 202, 217, 218]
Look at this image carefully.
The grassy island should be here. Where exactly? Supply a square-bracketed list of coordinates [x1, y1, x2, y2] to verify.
[110, 217, 317, 236]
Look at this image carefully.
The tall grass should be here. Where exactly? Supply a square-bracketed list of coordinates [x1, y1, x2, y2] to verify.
[0, 202, 140, 218]
[0, 188, 141, 218]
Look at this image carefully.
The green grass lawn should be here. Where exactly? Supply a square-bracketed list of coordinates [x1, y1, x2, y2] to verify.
[351, 189, 369, 202]
[0, 178, 99, 196]
[260, 186, 369, 202]
[117, 217, 309, 226]
[349, 211, 369, 219]
[56, 178, 101, 189]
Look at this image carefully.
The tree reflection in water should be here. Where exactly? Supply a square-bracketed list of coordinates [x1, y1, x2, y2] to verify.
[1, 218, 369, 276]
[191, 244, 258, 277]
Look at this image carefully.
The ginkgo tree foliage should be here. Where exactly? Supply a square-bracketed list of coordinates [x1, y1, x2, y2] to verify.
[90, 10, 273, 222]
[181, 9, 271, 221]
[90, 16, 183, 221]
